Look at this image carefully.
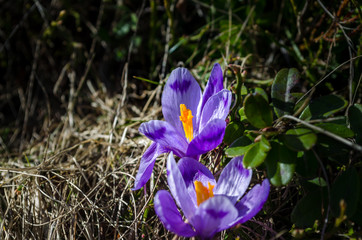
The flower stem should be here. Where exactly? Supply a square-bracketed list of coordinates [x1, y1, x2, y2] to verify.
[229, 66, 244, 122]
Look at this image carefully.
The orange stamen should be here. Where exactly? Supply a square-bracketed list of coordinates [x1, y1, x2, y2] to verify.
[179, 104, 193, 142]
[194, 181, 214, 206]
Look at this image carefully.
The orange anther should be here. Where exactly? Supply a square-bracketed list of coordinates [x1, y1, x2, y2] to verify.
[194, 181, 214, 206]
[179, 104, 194, 142]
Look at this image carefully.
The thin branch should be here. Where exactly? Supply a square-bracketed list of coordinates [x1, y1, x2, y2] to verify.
[0, 3, 37, 53]
[281, 115, 362, 152]
[316, 0, 356, 113]
[352, 73, 362, 104]
[20, 39, 41, 153]
[296, 55, 362, 105]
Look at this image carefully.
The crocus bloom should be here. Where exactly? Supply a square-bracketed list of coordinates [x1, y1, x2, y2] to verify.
[133, 63, 232, 190]
[154, 153, 270, 239]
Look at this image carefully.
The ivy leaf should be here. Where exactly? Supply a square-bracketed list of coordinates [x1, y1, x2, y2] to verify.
[244, 93, 273, 129]
[271, 68, 300, 117]
[243, 135, 271, 168]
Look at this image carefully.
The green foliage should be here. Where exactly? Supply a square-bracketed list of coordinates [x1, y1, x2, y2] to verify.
[223, 122, 245, 145]
[224, 62, 362, 237]
[291, 188, 325, 228]
[271, 68, 300, 117]
[295, 151, 319, 178]
[314, 122, 354, 138]
[265, 141, 296, 186]
[308, 177, 327, 187]
[252, 87, 269, 102]
[243, 135, 271, 168]
[330, 167, 360, 218]
[283, 128, 317, 151]
[244, 93, 273, 129]
[348, 104, 362, 144]
[299, 95, 348, 121]
[225, 136, 252, 157]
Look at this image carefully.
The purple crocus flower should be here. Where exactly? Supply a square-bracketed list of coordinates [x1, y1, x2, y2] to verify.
[154, 153, 270, 239]
[133, 63, 232, 190]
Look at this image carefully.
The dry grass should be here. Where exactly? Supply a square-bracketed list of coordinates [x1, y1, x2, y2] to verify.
[0, 75, 175, 239]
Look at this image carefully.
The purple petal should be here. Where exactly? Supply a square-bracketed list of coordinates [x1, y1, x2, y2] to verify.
[230, 179, 270, 226]
[186, 119, 226, 157]
[177, 157, 216, 206]
[167, 153, 197, 223]
[191, 196, 238, 239]
[162, 68, 202, 135]
[199, 89, 232, 133]
[132, 142, 168, 190]
[139, 120, 187, 157]
[198, 63, 224, 115]
[214, 156, 252, 204]
[154, 190, 196, 237]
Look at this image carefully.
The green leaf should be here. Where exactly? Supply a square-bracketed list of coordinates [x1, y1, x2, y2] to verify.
[238, 107, 247, 121]
[291, 189, 325, 228]
[240, 84, 248, 95]
[320, 116, 347, 125]
[169, 37, 188, 54]
[252, 87, 269, 102]
[331, 167, 360, 218]
[314, 123, 354, 138]
[296, 151, 319, 178]
[244, 93, 273, 129]
[351, 169, 362, 225]
[316, 135, 350, 163]
[271, 68, 300, 117]
[292, 92, 306, 112]
[133, 76, 160, 85]
[223, 122, 245, 145]
[299, 95, 348, 121]
[265, 141, 296, 186]
[243, 135, 271, 168]
[308, 177, 327, 187]
[283, 128, 317, 151]
[225, 136, 253, 157]
[348, 104, 362, 144]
